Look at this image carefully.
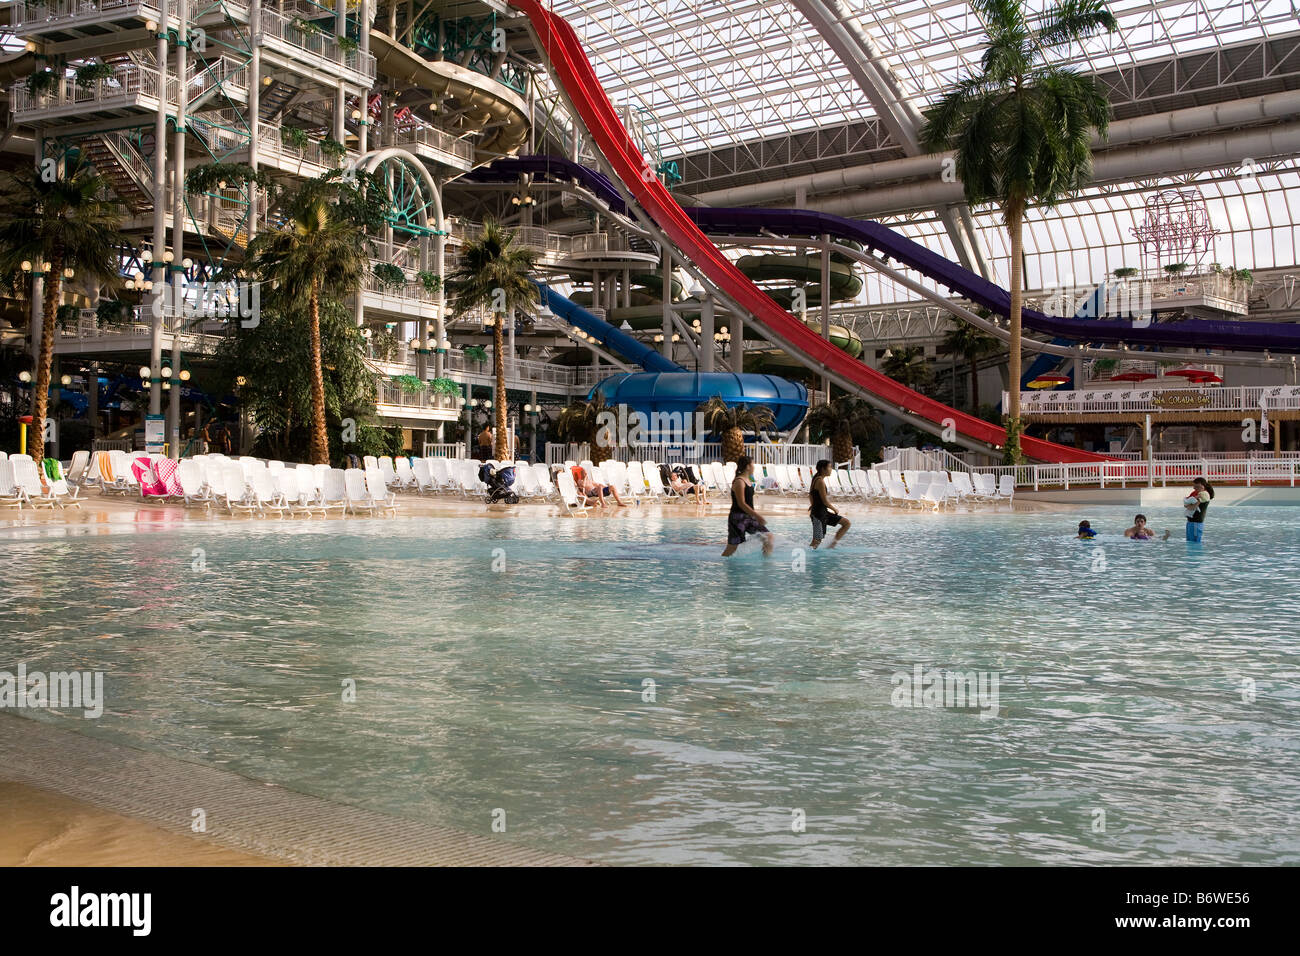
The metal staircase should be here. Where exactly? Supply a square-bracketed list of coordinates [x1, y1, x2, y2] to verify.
[79, 132, 154, 213]
[259, 80, 298, 122]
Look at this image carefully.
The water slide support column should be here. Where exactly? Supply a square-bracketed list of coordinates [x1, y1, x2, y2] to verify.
[699, 293, 714, 373]
[248, 0, 260, 240]
[169, 0, 189, 455]
[661, 246, 672, 360]
[149, 1, 170, 417]
[731, 312, 745, 373]
[820, 234, 831, 399]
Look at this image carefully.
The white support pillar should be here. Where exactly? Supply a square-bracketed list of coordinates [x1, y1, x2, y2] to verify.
[169, 0, 189, 454]
[820, 234, 832, 398]
[149, 0, 170, 417]
[358, 0, 370, 153]
[699, 293, 714, 373]
[660, 246, 672, 359]
[731, 312, 745, 373]
[248, 0, 260, 239]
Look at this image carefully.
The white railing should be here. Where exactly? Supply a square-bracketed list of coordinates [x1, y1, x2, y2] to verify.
[11, 63, 163, 114]
[421, 442, 467, 458]
[545, 442, 836, 467]
[1023, 385, 1300, 416]
[375, 380, 460, 412]
[258, 8, 376, 80]
[394, 126, 475, 166]
[965, 457, 1300, 489]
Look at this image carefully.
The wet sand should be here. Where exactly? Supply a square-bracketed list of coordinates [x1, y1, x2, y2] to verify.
[0, 782, 278, 866]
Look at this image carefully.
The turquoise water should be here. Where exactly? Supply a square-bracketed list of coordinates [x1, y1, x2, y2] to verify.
[1, 506, 1298, 865]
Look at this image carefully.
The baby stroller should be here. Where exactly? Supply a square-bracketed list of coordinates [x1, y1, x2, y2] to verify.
[478, 463, 520, 504]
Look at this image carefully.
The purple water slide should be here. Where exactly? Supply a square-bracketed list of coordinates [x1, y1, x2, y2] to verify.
[469, 156, 1299, 353]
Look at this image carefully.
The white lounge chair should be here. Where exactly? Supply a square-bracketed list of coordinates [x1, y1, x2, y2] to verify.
[250, 469, 285, 516]
[177, 459, 211, 508]
[394, 457, 417, 491]
[0, 461, 25, 508]
[531, 462, 557, 500]
[378, 456, 400, 489]
[223, 463, 257, 513]
[365, 467, 397, 513]
[344, 469, 375, 514]
[66, 450, 89, 486]
[556, 469, 588, 516]
[277, 469, 318, 516]
[996, 474, 1016, 504]
[320, 468, 348, 515]
[411, 459, 436, 495]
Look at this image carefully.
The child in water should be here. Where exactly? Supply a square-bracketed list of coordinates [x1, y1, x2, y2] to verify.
[1124, 514, 1172, 540]
[1076, 520, 1097, 539]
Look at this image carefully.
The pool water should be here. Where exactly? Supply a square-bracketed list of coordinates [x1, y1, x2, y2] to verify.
[2, 505, 1298, 865]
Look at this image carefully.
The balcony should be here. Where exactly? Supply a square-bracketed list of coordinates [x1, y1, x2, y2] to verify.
[392, 126, 475, 171]
[11, 63, 166, 120]
[258, 8, 376, 84]
[374, 378, 460, 423]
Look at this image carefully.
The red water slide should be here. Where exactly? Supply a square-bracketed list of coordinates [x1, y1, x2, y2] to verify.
[508, 0, 1112, 464]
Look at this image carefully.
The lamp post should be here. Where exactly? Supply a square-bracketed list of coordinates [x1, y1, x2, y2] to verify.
[20, 260, 48, 365]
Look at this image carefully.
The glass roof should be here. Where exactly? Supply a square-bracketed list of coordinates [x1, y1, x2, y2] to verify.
[548, 0, 1300, 156]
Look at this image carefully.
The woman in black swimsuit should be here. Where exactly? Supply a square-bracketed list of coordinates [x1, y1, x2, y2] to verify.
[722, 455, 774, 557]
[808, 460, 851, 549]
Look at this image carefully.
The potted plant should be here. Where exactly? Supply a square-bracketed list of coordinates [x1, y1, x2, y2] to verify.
[392, 374, 425, 395]
[54, 303, 81, 332]
[320, 137, 346, 165]
[1112, 267, 1137, 279]
[416, 270, 441, 294]
[1163, 263, 1188, 276]
[96, 298, 132, 326]
[74, 63, 115, 89]
[337, 35, 359, 54]
[370, 326, 398, 361]
[25, 68, 58, 97]
[372, 262, 406, 290]
[1233, 268, 1254, 286]
[463, 344, 487, 367]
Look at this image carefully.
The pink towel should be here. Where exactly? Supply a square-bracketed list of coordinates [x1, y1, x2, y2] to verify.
[131, 457, 168, 497]
[154, 458, 183, 496]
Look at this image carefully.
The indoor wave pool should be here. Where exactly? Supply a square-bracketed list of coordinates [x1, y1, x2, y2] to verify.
[1, 505, 1298, 865]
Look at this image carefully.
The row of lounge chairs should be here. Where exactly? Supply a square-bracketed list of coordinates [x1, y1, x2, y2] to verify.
[0, 454, 81, 509]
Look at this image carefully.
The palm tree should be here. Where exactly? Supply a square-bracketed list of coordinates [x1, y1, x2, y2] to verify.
[920, 0, 1116, 461]
[554, 390, 612, 464]
[447, 219, 538, 461]
[804, 395, 882, 465]
[880, 346, 932, 393]
[696, 395, 775, 463]
[940, 318, 1002, 411]
[0, 156, 128, 460]
[246, 184, 369, 464]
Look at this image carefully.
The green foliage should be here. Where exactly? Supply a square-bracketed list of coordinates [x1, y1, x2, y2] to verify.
[1163, 262, 1188, 276]
[880, 346, 933, 393]
[804, 395, 882, 458]
[429, 376, 461, 396]
[1093, 357, 1118, 374]
[919, 0, 1117, 216]
[555, 390, 610, 445]
[369, 326, 398, 361]
[25, 69, 57, 96]
[337, 35, 359, 53]
[215, 295, 375, 464]
[416, 270, 441, 294]
[320, 138, 347, 163]
[281, 126, 310, 152]
[1112, 267, 1138, 278]
[695, 395, 776, 435]
[1003, 416, 1025, 466]
[447, 218, 539, 318]
[463, 345, 487, 364]
[292, 17, 323, 36]
[392, 374, 425, 394]
[54, 303, 80, 329]
[74, 63, 115, 89]
[373, 262, 406, 289]
[1232, 268, 1253, 285]
[96, 298, 132, 325]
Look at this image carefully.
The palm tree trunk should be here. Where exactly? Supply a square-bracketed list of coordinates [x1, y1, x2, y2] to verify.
[970, 357, 980, 411]
[1007, 204, 1024, 425]
[308, 278, 329, 464]
[28, 251, 63, 461]
[832, 430, 854, 465]
[493, 311, 508, 460]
